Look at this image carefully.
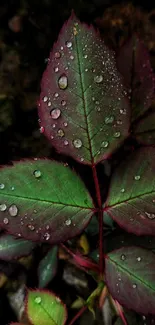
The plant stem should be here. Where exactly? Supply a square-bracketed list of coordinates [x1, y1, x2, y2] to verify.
[67, 305, 87, 325]
[92, 165, 104, 276]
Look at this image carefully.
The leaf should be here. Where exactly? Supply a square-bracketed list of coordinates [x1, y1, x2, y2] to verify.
[104, 147, 155, 235]
[117, 35, 155, 122]
[27, 289, 67, 325]
[38, 13, 130, 165]
[0, 234, 36, 261]
[38, 246, 58, 288]
[0, 159, 93, 243]
[105, 246, 155, 315]
[133, 109, 155, 145]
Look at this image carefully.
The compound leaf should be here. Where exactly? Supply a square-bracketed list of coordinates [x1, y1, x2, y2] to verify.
[0, 159, 93, 243]
[38, 246, 58, 288]
[104, 147, 155, 235]
[0, 234, 36, 261]
[38, 13, 130, 165]
[27, 289, 67, 325]
[105, 247, 155, 315]
[117, 35, 155, 122]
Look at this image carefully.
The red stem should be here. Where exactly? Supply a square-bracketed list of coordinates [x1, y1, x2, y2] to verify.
[67, 306, 87, 325]
[92, 165, 104, 276]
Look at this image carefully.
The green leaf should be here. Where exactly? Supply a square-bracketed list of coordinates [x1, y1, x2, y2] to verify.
[104, 147, 155, 235]
[0, 234, 36, 261]
[133, 110, 155, 145]
[38, 246, 58, 288]
[38, 13, 130, 165]
[105, 246, 155, 315]
[0, 159, 93, 243]
[27, 290, 67, 325]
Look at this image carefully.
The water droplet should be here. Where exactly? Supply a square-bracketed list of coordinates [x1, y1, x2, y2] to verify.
[63, 122, 68, 127]
[33, 170, 42, 178]
[35, 297, 42, 304]
[102, 141, 109, 148]
[54, 67, 59, 73]
[80, 157, 84, 162]
[40, 126, 45, 134]
[70, 55, 74, 60]
[121, 254, 126, 261]
[0, 204, 7, 211]
[105, 116, 114, 124]
[58, 75, 68, 90]
[3, 217, 9, 225]
[134, 175, 141, 180]
[137, 257, 141, 262]
[44, 232, 50, 240]
[64, 140, 69, 146]
[66, 41, 72, 48]
[50, 108, 61, 119]
[114, 131, 121, 138]
[152, 199, 155, 203]
[9, 204, 18, 217]
[84, 54, 87, 59]
[46, 225, 50, 230]
[61, 100, 66, 106]
[54, 92, 59, 98]
[27, 224, 35, 231]
[52, 124, 56, 128]
[94, 75, 103, 83]
[48, 101, 52, 107]
[43, 96, 48, 102]
[0, 184, 5, 189]
[132, 284, 137, 289]
[55, 52, 61, 59]
[60, 46, 63, 50]
[11, 186, 15, 191]
[120, 108, 126, 115]
[65, 219, 72, 226]
[57, 129, 64, 137]
[73, 139, 82, 148]
[120, 188, 125, 193]
[145, 212, 155, 219]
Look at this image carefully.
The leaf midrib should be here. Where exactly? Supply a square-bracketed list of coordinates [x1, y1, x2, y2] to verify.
[1, 192, 92, 210]
[104, 190, 155, 209]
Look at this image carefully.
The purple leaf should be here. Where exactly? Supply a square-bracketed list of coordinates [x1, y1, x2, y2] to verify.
[105, 246, 155, 315]
[0, 159, 93, 243]
[117, 35, 155, 122]
[104, 147, 155, 235]
[38, 13, 130, 165]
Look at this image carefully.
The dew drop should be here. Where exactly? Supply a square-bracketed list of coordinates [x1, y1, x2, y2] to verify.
[120, 108, 126, 115]
[3, 217, 9, 225]
[63, 122, 68, 127]
[65, 219, 72, 226]
[33, 170, 42, 178]
[73, 139, 82, 148]
[35, 297, 42, 304]
[11, 186, 15, 191]
[134, 175, 141, 180]
[70, 55, 74, 60]
[57, 129, 64, 137]
[66, 41, 72, 48]
[0, 184, 5, 189]
[54, 92, 59, 98]
[9, 204, 18, 217]
[84, 54, 88, 59]
[94, 75, 103, 83]
[61, 100, 66, 106]
[132, 284, 137, 289]
[27, 224, 35, 231]
[50, 108, 61, 119]
[48, 101, 52, 107]
[105, 116, 114, 124]
[64, 140, 69, 146]
[80, 157, 84, 162]
[137, 257, 141, 262]
[43, 96, 48, 102]
[54, 67, 59, 73]
[0, 204, 7, 211]
[120, 188, 125, 193]
[55, 52, 61, 59]
[40, 126, 45, 134]
[121, 254, 126, 261]
[44, 232, 50, 241]
[102, 141, 109, 148]
[145, 212, 155, 219]
[58, 75, 68, 90]
[114, 131, 121, 138]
